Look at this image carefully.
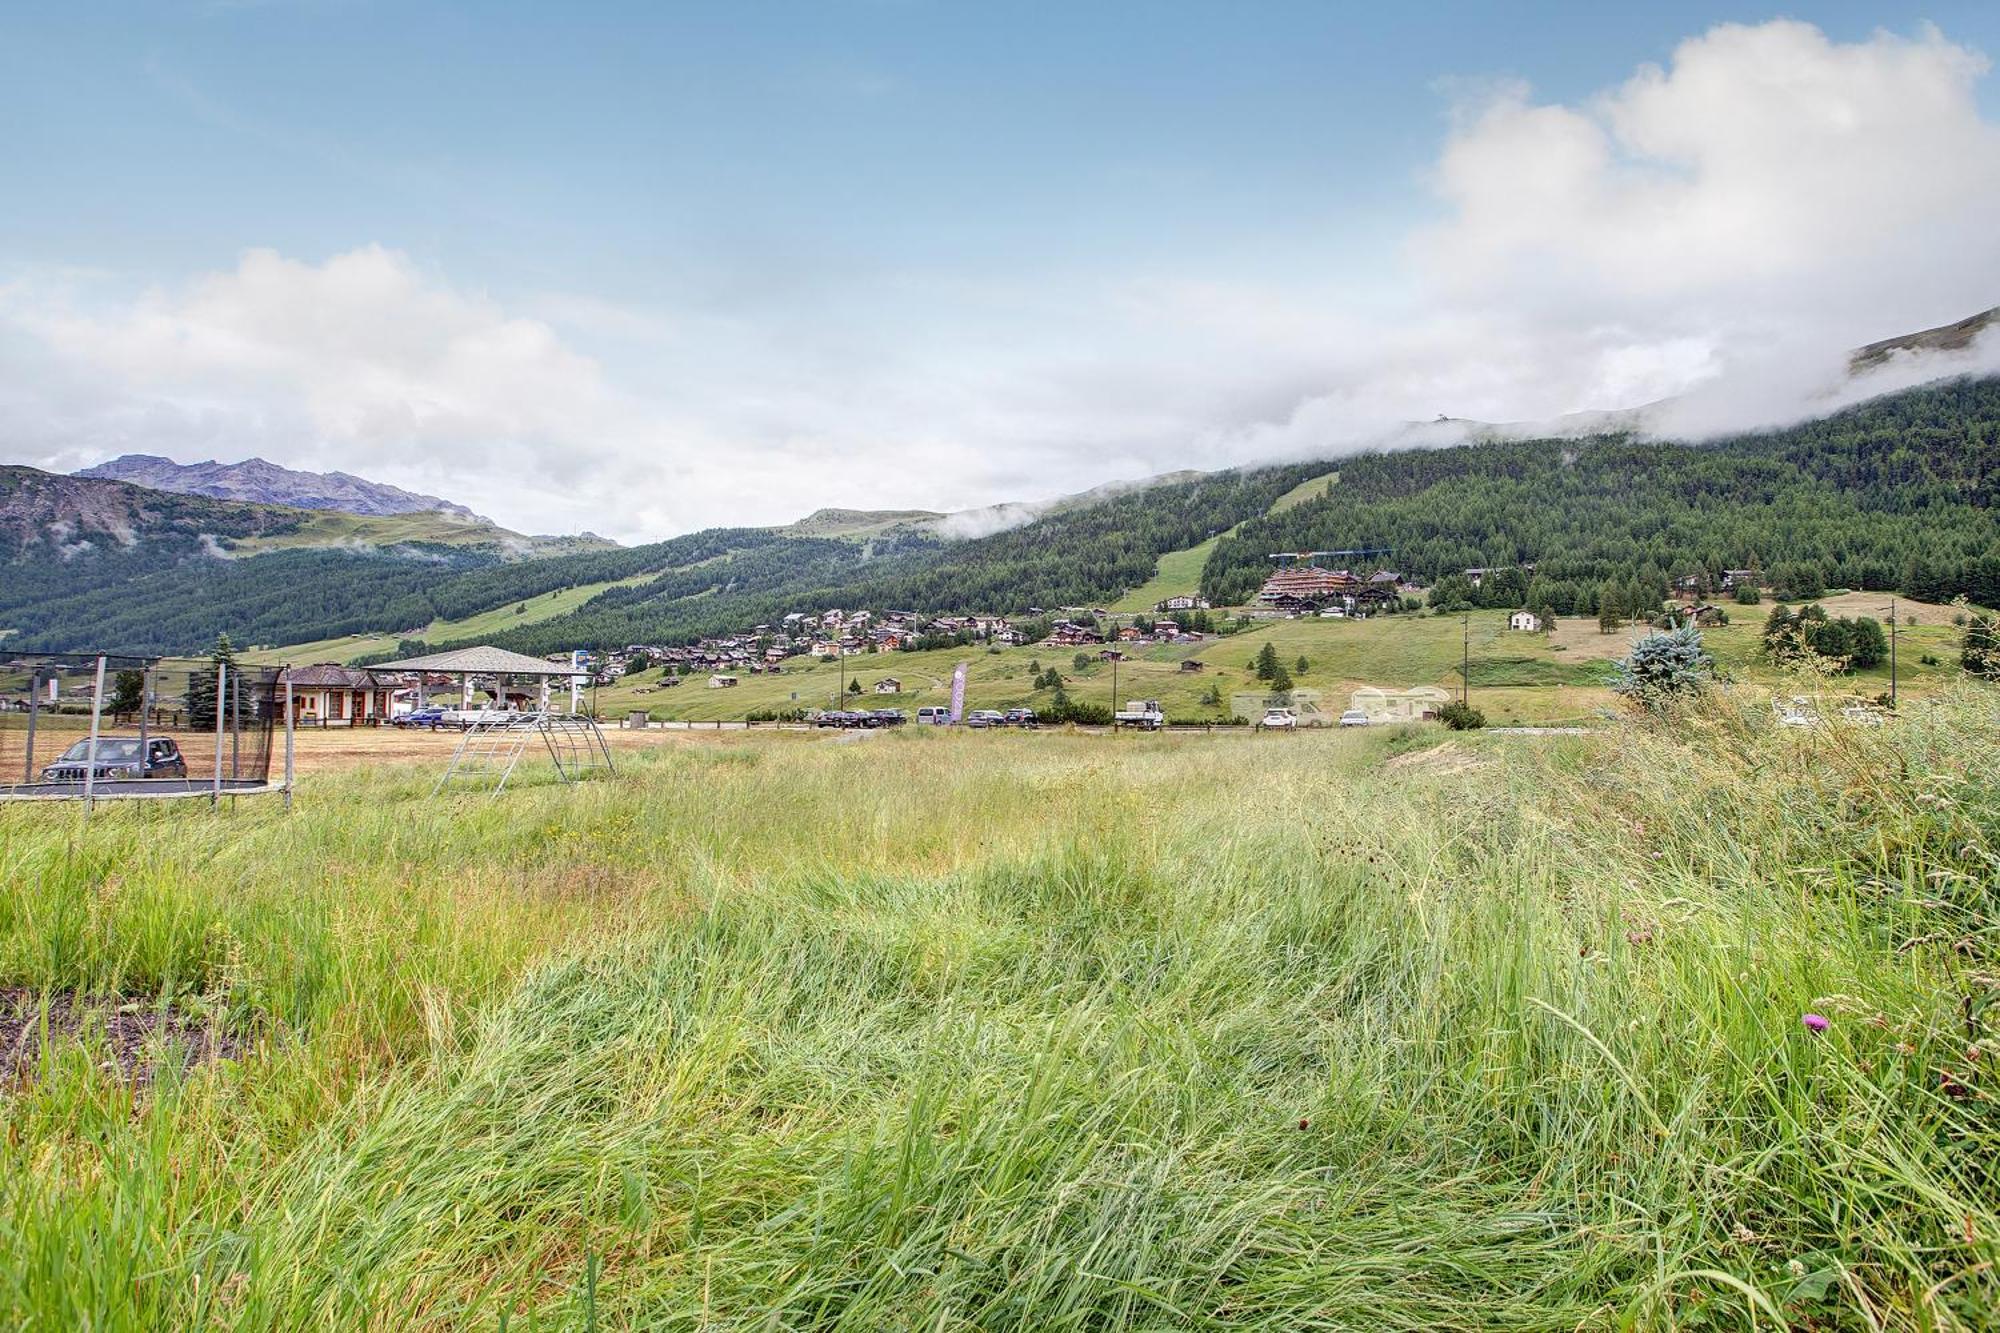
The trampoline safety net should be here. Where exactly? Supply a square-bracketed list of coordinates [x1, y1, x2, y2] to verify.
[1, 654, 281, 801]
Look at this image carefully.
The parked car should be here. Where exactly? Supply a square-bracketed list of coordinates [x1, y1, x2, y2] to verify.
[40, 736, 187, 783]
[965, 710, 1006, 729]
[1003, 708, 1038, 728]
[869, 709, 908, 727]
[915, 706, 951, 725]
[1337, 709, 1371, 727]
[814, 710, 853, 728]
[393, 705, 448, 729]
[440, 706, 523, 729]
[1260, 708, 1298, 730]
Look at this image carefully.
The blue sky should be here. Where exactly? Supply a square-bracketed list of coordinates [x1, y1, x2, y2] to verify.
[4, 3, 2000, 538]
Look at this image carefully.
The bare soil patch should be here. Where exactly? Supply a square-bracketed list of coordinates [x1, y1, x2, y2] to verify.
[2, 988, 245, 1086]
[1793, 592, 1964, 625]
[283, 723, 742, 775]
[1382, 741, 1490, 778]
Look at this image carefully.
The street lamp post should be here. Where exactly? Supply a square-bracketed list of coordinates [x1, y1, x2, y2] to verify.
[1111, 653, 1120, 731]
[1461, 613, 1470, 705]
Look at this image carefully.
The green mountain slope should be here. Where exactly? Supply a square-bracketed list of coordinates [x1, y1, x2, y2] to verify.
[10, 375, 2000, 659]
[1202, 376, 2000, 611]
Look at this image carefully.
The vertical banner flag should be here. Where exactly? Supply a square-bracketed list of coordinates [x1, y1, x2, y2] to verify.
[949, 662, 968, 723]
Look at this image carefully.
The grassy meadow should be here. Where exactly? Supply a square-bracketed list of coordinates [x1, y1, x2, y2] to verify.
[583, 601, 1973, 727]
[2, 681, 1997, 1328]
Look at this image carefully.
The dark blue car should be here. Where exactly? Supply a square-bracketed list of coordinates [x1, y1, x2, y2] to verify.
[393, 706, 448, 729]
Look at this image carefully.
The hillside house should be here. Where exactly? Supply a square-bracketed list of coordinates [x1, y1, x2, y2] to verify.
[873, 677, 902, 694]
[1465, 564, 1535, 589]
[1158, 594, 1209, 611]
[1508, 610, 1542, 632]
[280, 665, 396, 725]
[708, 674, 739, 689]
[1257, 566, 1359, 608]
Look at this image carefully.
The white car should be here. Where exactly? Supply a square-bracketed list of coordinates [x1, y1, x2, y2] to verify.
[1337, 709, 1371, 727]
[1260, 708, 1298, 730]
[440, 705, 525, 730]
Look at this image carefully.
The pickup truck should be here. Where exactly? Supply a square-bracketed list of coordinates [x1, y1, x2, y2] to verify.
[1113, 700, 1166, 730]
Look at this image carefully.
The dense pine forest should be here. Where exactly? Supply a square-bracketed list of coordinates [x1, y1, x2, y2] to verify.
[4, 377, 1997, 656]
[1204, 377, 2000, 613]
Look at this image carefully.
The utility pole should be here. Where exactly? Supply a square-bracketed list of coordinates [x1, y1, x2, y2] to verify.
[1888, 596, 1899, 710]
[1110, 653, 1120, 731]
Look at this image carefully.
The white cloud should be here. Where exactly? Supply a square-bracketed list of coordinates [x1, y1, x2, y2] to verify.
[0, 247, 764, 539]
[2, 19, 1998, 541]
[1196, 19, 2000, 464]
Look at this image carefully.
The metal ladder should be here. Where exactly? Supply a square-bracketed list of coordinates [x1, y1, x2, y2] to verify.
[540, 715, 616, 782]
[434, 712, 616, 798]
[434, 716, 538, 796]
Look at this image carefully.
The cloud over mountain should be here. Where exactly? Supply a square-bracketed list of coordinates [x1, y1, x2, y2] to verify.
[1, 19, 1997, 540]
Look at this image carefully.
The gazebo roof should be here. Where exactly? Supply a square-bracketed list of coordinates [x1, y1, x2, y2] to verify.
[369, 645, 581, 676]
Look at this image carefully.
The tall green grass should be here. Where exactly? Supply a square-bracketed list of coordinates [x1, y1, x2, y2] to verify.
[1, 691, 1996, 1329]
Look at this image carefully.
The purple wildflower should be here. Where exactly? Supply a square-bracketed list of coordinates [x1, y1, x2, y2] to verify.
[1802, 1013, 1830, 1034]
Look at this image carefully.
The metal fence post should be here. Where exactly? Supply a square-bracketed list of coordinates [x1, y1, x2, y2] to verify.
[22, 669, 39, 782]
[83, 655, 107, 814]
[137, 666, 150, 768]
[230, 667, 241, 776]
[211, 660, 226, 809]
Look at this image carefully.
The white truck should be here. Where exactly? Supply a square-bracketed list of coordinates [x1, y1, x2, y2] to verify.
[1113, 699, 1166, 730]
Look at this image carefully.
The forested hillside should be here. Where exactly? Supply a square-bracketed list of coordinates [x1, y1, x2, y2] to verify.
[1203, 377, 2000, 612]
[8, 377, 1999, 657]
[465, 465, 1329, 656]
[0, 525, 794, 655]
